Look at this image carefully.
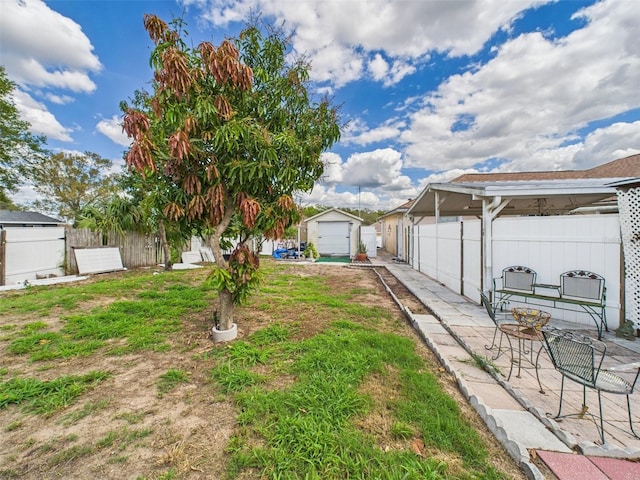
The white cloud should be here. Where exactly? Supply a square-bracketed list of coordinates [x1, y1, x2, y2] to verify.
[385, 60, 416, 86]
[342, 119, 402, 147]
[402, 0, 640, 172]
[12, 89, 73, 141]
[368, 54, 388, 81]
[300, 184, 385, 211]
[571, 121, 640, 169]
[190, 0, 545, 87]
[10, 183, 39, 206]
[96, 115, 131, 147]
[45, 93, 74, 105]
[309, 147, 419, 210]
[305, 42, 364, 88]
[0, 0, 102, 142]
[320, 152, 343, 184]
[0, 0, 101, 91]
[341, 148, 403, 188]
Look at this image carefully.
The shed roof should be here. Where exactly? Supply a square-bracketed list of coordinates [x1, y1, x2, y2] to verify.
[304, 207, 363, 223]
[0, 210, 64, 226]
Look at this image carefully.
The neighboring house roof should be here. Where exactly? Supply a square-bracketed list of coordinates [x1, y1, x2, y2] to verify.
[378, 199, 414, 220]
[304, 207, 363, 223]
[452, 153, 640, 183]
[586, 154, 640, 178]
[0, 210, 64, 226]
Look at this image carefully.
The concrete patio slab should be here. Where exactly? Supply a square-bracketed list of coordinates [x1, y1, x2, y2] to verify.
[537, 450, 609, 480]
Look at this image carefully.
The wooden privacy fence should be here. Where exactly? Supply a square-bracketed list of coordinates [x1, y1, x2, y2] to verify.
[65, 228, 164, 274]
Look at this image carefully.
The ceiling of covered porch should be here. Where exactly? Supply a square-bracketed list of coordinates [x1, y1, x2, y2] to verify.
[407, 178, 620, 218]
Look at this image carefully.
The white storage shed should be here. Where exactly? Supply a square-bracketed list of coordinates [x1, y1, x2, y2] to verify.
[305, 208, 363, 257]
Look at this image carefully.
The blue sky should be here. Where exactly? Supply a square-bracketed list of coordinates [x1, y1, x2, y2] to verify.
[1, 0, 639, 211]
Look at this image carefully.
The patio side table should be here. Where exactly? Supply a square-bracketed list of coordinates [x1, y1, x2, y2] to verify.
[508, 307, 551, 393]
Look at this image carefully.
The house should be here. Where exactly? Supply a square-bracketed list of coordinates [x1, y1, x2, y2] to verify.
[378, 199, 413, 260]
[305, 207, 363, 257]
[0, 210, 65, 227]
[0, 210, 66, 285]
[405, 153, 640, 333]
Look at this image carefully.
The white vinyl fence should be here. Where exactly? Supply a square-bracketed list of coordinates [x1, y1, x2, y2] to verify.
[1, 227, 66, 285]
[360, 226, 378, 258]
[410, 214, 622, 329]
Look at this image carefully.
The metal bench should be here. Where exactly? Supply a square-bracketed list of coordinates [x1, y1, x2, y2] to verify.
[494, 267, 607, 339]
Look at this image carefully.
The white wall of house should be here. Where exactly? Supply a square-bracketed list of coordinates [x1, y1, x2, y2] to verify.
[3, 227, 66, 284]
[410, 214, 622, 330]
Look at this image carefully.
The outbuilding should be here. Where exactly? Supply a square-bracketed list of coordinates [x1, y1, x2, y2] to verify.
[0, 210, 66, 285]
[305, 208, 363, 257]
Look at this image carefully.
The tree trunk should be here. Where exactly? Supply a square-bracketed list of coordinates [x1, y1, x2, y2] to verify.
[218, 289, 234, 331]
[207, 196, 236, 331]
[158, 221, 172, 271]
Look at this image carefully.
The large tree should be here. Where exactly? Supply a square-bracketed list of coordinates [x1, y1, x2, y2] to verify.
[122, 15, 340, 334]
[29, 151, 119, 223]
[0, 66, 46, 201]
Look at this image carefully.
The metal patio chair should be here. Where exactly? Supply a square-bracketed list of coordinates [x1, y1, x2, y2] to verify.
[482, 291, 548, 391]
[541, 326, 640, 444]
[481, 291, 517, 356]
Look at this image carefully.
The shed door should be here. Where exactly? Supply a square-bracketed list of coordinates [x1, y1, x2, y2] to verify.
[318, 221, 350, 255]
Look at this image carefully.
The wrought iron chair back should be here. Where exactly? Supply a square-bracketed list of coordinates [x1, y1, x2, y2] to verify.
[481, 291, 511, 351]
[480, 291, 500, 325]
[560, 270, 605, 302]
[541, 326, 640, 444]
[501, 266, 537, 293]
[543, 328, 603, 387]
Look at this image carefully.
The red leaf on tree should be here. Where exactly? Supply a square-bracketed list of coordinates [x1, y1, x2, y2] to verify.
[169, 129, 190, 161]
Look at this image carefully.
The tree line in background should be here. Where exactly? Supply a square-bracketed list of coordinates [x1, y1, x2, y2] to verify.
[300, 206, 385, 226]
[0, 66, 119, 216]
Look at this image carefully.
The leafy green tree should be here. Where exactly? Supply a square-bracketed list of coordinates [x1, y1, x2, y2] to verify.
[77, 188, 188, 270]
[300, 205, 327, 219]
[122, 15, 340, 333]
[77, 196, 141, 237]
[339, 207, 386, 226]
[0, 190, 20, 210]
[0, 66, 46, 200]
[28, 151, 119, 223]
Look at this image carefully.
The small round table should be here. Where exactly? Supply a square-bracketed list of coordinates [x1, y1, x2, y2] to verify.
[508, 308, 551, 393]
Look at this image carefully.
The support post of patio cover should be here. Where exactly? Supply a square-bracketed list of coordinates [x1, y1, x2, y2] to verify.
[482, 196, 510, 298]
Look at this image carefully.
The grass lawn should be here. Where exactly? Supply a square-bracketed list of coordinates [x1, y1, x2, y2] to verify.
[0, 260, 524, 479]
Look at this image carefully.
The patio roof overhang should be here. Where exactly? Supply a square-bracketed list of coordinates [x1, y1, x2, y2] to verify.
[407, 178, 619, 218]
[406, 177, 621, 295]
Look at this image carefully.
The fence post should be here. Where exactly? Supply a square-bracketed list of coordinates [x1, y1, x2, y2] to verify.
[0, 229, 6, 286]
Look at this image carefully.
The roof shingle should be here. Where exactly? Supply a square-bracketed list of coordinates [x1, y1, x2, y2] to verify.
[451, 153, 640, 183]
[0, 210, 64, 225]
